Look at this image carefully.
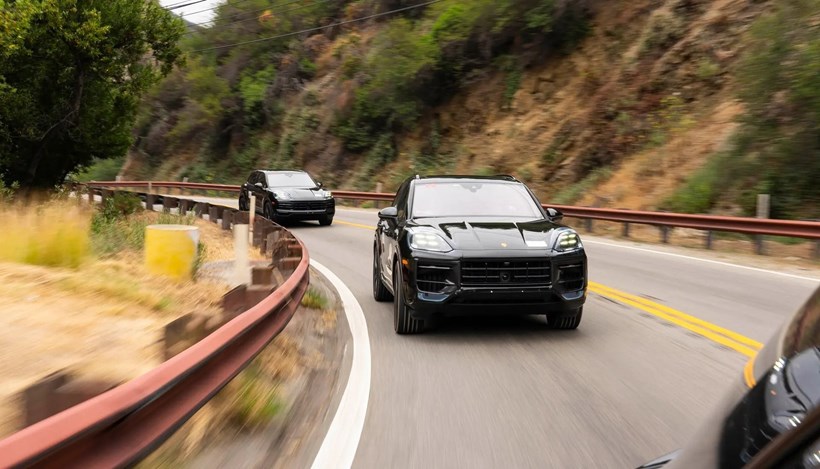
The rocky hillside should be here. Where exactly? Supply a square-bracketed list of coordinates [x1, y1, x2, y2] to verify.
[110, 0, 818, 219]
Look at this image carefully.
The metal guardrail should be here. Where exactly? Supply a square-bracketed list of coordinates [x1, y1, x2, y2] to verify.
[83, 181, 820, 240]
[0, 189, 309, 467]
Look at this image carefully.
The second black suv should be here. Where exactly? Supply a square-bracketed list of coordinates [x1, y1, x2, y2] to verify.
[373, 175, 587, 334]
[239, 170, 335, 225]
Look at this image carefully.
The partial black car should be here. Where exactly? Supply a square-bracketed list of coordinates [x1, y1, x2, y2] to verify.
[238, 170, 335, 225]
[638, 286, 820, 469]
[372, 175, 587, 334]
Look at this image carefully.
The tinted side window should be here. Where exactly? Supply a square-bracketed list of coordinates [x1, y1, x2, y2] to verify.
[247, 172, 256, 184]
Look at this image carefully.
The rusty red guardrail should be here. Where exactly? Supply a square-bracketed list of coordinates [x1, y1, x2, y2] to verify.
[84, 181, 820, 240]
[0, 191, 309, 468]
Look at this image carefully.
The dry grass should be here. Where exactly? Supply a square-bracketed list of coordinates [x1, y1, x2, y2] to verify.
[0, 206, 242, 438]
[0, 202, 91, 268]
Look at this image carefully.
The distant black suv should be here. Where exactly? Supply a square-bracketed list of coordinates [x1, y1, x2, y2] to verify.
[239, 170, 335, 225]
[372, 175, 587, 334]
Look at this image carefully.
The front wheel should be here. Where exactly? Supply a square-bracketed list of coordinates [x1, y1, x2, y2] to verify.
[547, 307, 583, 330]
[238, 193, 249, 211]
[393, 260, 424, 334]
[373, 245, 392, 302]
[263, 200, 275, 221]
[319, 215, 333, 226]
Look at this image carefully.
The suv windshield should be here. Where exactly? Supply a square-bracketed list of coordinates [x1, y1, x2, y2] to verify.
[265, 172, 316, 188]
[411, 181, 542, 219]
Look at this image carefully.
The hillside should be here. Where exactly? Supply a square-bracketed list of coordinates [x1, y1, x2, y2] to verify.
[108, 0, 819, 219]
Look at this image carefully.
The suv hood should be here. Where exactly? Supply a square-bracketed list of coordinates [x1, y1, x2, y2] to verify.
[410, 217, 565, 251]
[268, 187, 328, 200]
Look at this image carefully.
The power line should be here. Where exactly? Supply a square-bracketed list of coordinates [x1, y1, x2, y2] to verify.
[166, 0, 210, 10]
[175, 0, 263, 19]
[191, 0, 444, 53]
[184, 0, 332, 34]
[186, 0, 318, 28]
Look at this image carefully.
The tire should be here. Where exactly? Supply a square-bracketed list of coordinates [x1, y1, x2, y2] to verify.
[393, 260, 424, 334]
[547, 307, 583, 330]
[263, 200, 275, 221]
[319, 215, 333, 226]
[238, 193, 249, 211]
[373, 244, 393, 302]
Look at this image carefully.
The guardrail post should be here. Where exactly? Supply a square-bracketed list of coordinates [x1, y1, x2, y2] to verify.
[162, 197, 178, 213]
[222, 209, 234, 230]
[622, 223, 630, 238]
[194, 202, 207, 218]
[660, 226, 670, 243]
[705, 231, 714, 250]
[814, 239, 820, 259]
[208, 206, 219, 224]
[101, 189, 113, 206]
[375, 182, 384, 209]
[145, 194, 157, 211]
[755, 194, 769, 255]
[584, 218, 593, 233]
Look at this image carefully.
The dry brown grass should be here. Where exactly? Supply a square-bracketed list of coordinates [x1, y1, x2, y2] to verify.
[0, 207, 244, 438]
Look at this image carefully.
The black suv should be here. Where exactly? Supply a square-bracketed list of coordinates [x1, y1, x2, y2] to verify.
[638, 286, 820, 469]
[372, 175, 587, 334]
[239, 170, 335, 225]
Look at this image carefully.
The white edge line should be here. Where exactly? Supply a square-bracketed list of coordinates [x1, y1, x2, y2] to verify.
[309, 259, 371, 469]
[584, 239, 820, 283]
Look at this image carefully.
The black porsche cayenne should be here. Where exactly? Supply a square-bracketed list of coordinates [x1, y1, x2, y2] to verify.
[372, 175, 587, 334]
[238, 170, 335, 225]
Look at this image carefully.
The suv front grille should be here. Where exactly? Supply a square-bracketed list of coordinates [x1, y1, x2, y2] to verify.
[416, 263, 454, 293]
[277, 200, 328, 211]
[461, 259, 551, 288]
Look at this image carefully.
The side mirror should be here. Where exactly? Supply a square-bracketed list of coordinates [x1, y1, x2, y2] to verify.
[378, 206, 398, 219]
[316, 181, 323, 188]
[254, 182, 263, 188]
[546, 207, 563, 223]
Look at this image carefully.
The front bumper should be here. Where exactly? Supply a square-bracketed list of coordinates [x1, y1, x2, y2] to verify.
[403, 252, 587, 319]
[274, 199, 335, 219]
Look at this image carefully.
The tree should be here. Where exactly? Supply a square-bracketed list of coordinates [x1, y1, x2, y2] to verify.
[0, 0, 185, 188]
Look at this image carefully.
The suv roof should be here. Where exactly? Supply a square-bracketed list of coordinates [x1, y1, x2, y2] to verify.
[413, 174, 520, 183]
[260, 170, 307, 175]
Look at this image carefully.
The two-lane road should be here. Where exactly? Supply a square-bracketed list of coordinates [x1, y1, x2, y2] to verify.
[186, 198, 819, 467]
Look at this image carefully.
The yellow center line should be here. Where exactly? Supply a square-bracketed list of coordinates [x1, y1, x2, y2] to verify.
[335, 220, 377, 230]
[743, 356, 757, 388]
[333, 217, 762, 357]
[589, 282, 763, 350]
[588, 284, 760, 357]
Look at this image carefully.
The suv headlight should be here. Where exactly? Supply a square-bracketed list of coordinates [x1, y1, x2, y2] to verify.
[324, 190, 333, 198]
[273, 191, 290, 200]
[553, 230, 582, 252]
[409, 231, 452, 252]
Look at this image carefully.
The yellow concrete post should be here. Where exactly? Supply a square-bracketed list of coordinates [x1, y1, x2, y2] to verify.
[144, 225, 200, 280]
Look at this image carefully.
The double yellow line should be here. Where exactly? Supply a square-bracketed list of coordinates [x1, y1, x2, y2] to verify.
[333, 218, 764, 360]
[589, 281, 763, 358]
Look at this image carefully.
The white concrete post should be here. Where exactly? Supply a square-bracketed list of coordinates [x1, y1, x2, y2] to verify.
[233, 224, 250, 286]
[248, 194, 256, 244]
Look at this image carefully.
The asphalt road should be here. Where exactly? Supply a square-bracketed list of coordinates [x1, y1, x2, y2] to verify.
[184, 197, 820, 468]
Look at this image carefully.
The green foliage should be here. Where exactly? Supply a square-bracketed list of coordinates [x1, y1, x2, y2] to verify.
[668, 0, 820, 219]
[301, 287, 330, 310]
[0, 0, 185, 189]
[662, 157, 723, 213]
[74, 157, 124, 182]
[339, 19, 439, 149]
[98, 192, 142, 221]
[552, 167, 613, 205]
[641, 12, 684, 55]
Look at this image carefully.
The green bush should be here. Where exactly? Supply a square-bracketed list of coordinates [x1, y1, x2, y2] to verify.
[552, 167, 613, 205]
